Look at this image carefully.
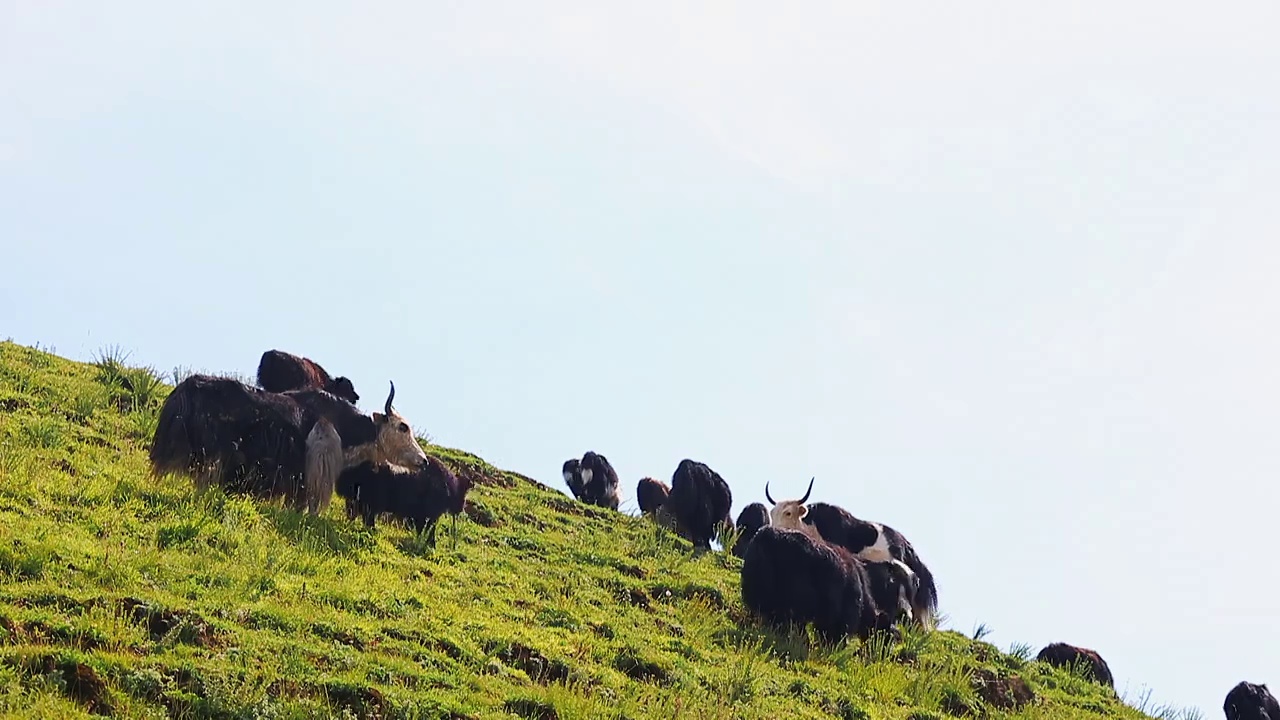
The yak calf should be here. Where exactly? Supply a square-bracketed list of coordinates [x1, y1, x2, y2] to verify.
[337, 457, 473, 546]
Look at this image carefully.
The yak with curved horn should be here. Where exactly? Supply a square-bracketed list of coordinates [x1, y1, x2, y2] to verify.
[150, 375, 429, 516]
[764, 477, 940, 631]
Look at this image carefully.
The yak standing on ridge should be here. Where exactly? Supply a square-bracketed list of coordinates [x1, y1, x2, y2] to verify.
[741, 526, 898, 645]
[1035, 643, 1115, 689]
[766, 478, 939, 631]
[1224, 681, 1279, 720]
[561, 452, 621, 510]
[666, 459, 733, 551]
[257, 349, 360, 405]
[579, 451, 621, 510]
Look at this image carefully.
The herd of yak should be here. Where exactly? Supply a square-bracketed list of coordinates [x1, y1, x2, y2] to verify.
[144, 349, 1276, 720]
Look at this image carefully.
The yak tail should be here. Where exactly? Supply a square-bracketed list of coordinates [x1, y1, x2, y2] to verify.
[148, 380, 207, 481]
[304, 419, 343, 516]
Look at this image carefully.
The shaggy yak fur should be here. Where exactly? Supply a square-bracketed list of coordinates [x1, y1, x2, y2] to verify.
[1224, 681, 1280, 720]
[740, 526, 897, 645]
[731, 502, 770, 558]
[256, 349, 360, 404]
[336, 457, 473, 545]
[149, 375, 426, 515]
[765, 478, 939, 631]
[666, 458, 733, 551]
[1035, 643, 1115, 689]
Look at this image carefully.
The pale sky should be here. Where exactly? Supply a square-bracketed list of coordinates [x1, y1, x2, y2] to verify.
[3, 2, 1278, 715]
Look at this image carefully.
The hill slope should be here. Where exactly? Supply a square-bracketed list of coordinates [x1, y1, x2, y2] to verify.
[0, 341, 1161, 719]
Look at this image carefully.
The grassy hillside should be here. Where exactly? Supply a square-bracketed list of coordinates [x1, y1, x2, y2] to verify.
[0, 340, 1174, 719]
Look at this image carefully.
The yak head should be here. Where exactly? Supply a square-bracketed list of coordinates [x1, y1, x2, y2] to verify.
[370, 381, 429, 468]
[328, 376, 360, 404]
[764, 476, 815, 530]
[562, 458, 584, 495]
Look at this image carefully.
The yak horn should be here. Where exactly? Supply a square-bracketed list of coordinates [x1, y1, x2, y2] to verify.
[384, 381, 396, 416]
[764, 482, 775, 505]
[798, 476, 815, 504]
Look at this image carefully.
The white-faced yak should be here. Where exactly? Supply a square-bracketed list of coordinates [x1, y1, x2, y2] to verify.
[149, 375, 427, 515]
[562, 451, 621, 510]
[257, 349, 360, 405]
[667, 458, 733, 551]
[740, 526, 898, 645]
[765, 478, 939, 631]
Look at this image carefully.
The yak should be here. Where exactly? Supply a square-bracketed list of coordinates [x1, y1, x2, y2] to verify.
[257, 349, 360, 405]
[636, 477, 671, 516]
[579, 451, 621, 510]
[336, 457, 473, 546]
[666, 458, 733, 551]
[765, 477, 939, 631]
[562, 459, 585, 500]
[1225, 681, 1280, 720]
[740, 526, 897, 645]
[562, 452, 620, 510]
[730, 502, 770, 558]
[149, 375, 427, 515]
[1035, 643, 1115, 689]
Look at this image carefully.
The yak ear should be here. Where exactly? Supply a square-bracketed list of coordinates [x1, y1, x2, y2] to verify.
[798, 505, 809, 520]
[371, 412, 386, 424]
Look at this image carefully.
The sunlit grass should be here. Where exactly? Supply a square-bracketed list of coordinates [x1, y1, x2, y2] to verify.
[0, 339, 1176, 719]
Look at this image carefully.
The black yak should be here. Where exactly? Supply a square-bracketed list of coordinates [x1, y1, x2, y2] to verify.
[579, 451, 621, 510]
[562, 459, 585, 500]
[257, 349, 359, 404]
[1035, 643, 1115, 689]
[336, 457, 473, 545]
[1225, 681, 1280, 720]
[766, 478, 939, 631]
[561, 451, 620, 510]
[149, 375, 427, 515]
[666, 458, 733, 551]
[730, 502, 769, 558]
[740, 526, 897, 645]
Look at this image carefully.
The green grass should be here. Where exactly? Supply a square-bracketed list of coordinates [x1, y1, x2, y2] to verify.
[0, 340, 1183, 719]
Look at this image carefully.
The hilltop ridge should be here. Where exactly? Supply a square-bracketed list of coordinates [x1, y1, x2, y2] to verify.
[0, 340, 1175, 719]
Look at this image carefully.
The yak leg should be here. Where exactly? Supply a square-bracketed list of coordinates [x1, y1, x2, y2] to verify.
[304, 419, 343, 516]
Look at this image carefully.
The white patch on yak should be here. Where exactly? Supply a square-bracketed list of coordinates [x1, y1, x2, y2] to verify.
[563, 470, 575, 485]
[855, 522, 894, 563]
[579, 467, 594, 485]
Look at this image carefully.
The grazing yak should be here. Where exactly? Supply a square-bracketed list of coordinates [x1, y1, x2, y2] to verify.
[765, 478, 939, 630]
[562, 452, 620, 510]
[336, 457, 473, 546]
[562, 459, 585, 499]
[731, 502, 769, 558]
[1225, 681, 1279, 720]
[666, 459, 733, 551]
[741, 526, 899, 645]
[636, 477, 671, 516]
[1035, 643, 1115, 688]
[637, 476, 680, 532]
[579, 451, 621, 510]
[149, 376, 427, 515]
[257, 349, 360, 405]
